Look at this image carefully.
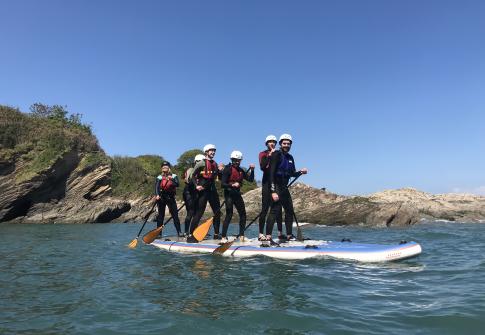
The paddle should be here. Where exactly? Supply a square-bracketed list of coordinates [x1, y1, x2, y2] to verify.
[192, 201, 226, 242]
[213, 173, 302, 254]
[294, 211, 304, 241]
[142, 202, 186, 245]
[127, 200, 157, 249]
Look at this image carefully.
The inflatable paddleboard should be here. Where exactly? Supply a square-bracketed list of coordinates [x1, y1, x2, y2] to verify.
[151, 237, 422, 262]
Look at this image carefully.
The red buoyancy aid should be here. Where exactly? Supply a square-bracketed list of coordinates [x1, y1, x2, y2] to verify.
[228, 165, 243, 184]
[160, 176, 176, 193]
[200, 159, 218, 180]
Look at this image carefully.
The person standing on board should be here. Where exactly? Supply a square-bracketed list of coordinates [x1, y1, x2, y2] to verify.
[155, 161, 182, 236]
[220, 151, 255, 243]
[188, 144, 224, 241]
[258, 135, 285, 241]
[265, 134, 308, 243]
[182, 154, 205, 236]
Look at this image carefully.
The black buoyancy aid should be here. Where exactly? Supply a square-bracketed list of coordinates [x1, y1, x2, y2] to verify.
[200, 159, 218, 180]
[276, 152, 295, 178]
[228, 165, 243, 184]
[160, 176, 176, 193]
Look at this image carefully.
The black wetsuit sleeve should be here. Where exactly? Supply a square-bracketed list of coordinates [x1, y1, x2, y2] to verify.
[172, 174, 180, 187]
[290, 154, 299, 178]
[217, 162, 223, 179]
[221, 165, 232, 190]
[244, 167, 255, 182]
[155, 178, 161, 196]
[269, 151, 281, 192]
[259, 151, 269, 171]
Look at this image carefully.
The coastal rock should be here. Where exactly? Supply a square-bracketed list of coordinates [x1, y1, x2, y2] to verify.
[368, 188, 485, 223]
[0, 151, 133, 223]
[242, 184, 420, 226]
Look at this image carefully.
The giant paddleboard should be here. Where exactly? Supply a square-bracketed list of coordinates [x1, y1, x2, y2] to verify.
[151, 237, 422, 262]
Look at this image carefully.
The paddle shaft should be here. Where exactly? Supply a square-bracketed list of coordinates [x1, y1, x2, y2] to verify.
[293, 210, 304, 241]
[135, 201, 157, 238]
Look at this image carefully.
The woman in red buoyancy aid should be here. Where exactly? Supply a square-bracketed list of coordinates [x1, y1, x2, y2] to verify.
[220, 150, 255, 243]
[155, 161, 182, 236]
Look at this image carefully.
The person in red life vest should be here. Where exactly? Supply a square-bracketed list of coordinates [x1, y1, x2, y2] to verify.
[182, 154, 205, 236]
[187, 144, 224, 242]
[258, 134, 284, 241]
[265, 134, 308, 243]
[155, 161, 182, 236]
[220, 150, 255, 243]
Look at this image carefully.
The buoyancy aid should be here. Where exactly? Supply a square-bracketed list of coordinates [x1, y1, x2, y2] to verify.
[158, 174, 176, 193]
[200, 159, 218, 180]
[276, 152, 295, 178]
[228, 165, 243, 184]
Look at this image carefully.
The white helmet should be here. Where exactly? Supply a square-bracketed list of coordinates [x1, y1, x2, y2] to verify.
[194, 154, 205, 163]
[203, 144, 216, 152]
[230, 150, 243, 160]
[265, 135, 277, 144]
[279, 133, 293, 143]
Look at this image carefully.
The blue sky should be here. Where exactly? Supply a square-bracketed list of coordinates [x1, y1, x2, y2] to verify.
[1, 0, 484, 195]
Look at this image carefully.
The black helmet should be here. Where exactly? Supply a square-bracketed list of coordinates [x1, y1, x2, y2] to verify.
[161, 161, 171, 168]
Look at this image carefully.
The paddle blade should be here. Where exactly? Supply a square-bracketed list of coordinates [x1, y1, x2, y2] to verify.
[193, 217, 213, 242]
[212, 240, 234, 255]
[297, 227, 304, 241]
[143, 226, 163, 244]
[127, 238, 138, 249]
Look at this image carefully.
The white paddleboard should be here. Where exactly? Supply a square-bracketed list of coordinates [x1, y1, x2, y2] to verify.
[151, 237, 422, 262]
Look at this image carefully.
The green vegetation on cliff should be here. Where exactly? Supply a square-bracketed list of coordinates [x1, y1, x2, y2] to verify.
[0, 104, 102, 182]
[1, 104, 257, 198]
[111, 155, 163, 197]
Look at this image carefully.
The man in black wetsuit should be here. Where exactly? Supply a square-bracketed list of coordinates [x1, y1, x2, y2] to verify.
[182, 154, 205, 236]
[188, 144, 224, 241]
[258, 135, 285, 241]
[220, 150, 255, 243]
[155, 161, 182, 236]
[265, 134, 308, 243]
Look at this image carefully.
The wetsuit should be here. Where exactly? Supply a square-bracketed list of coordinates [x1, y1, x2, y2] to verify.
[189, 159, 222, 237]
[258, 149, 283, 235]
[182, 167, 197, 235]
[155, 173, 181, 234]
[221, 164, 254, 238]
[265, 150, 301, 236]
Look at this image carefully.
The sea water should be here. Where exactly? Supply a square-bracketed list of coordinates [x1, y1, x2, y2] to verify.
[1, 222, 484, 334]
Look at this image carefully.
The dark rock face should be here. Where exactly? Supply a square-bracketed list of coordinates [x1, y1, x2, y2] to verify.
[0, 150, 132, 223]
